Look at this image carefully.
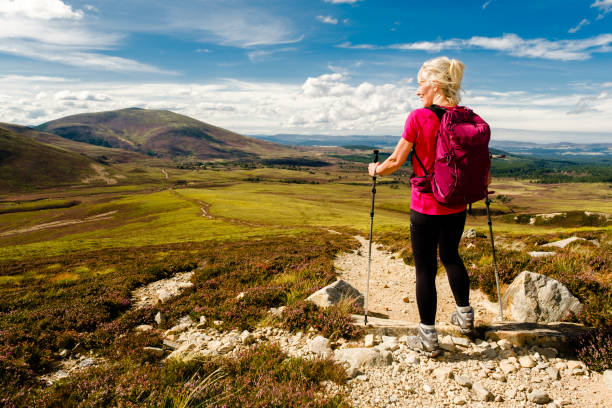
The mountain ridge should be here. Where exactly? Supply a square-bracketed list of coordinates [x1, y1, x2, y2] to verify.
[37, 108, 291, 160]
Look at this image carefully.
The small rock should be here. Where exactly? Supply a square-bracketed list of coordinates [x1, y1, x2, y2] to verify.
[144, 346, 165, 357]
[423, 384, 433, 394]
[505, 389, 517, 400]
[472, 382, 493, 401]
[79, 357, 95, 368]
[154, 311, 165, 325]
[213, 320, 222, 326]
[136, 324, 153, 332]
[433, 367, 454, 381]
[455, 375, 473, 388]
[308, 335, 332, 356]
[59, 349, 70, 358]
[492, 373, 507, 382]
[566, 360, 583, 371]
[527, 390, 551, 404]
[462, 228, 477, 238]
[519, 355, 536, 368]
[546, 366, 560, 380]
[497, 339, 513, 350]
[453, 396, 467, 405]
[364, 334, 375, 347]
[163, 339, 180, 350]
[236, 291, 245, 299]
[405, 353, 420, 365]
[452, 336, 470, 347]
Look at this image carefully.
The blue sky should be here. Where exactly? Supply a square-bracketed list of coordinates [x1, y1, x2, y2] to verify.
[1, 0, 611, 142]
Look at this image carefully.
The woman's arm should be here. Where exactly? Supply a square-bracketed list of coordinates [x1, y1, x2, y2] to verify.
[368, 138, 413, 177]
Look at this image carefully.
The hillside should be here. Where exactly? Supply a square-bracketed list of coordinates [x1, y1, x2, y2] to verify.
[0, 127, 101, 193]
[0, 123, 150, 164]
[37, 108, 291, 160]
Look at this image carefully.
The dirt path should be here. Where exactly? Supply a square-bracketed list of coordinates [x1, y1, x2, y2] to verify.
[0, 211, 118, 237]
[161, 169, 168, 180]
[335, 235, 499, 325]
[81, 164, 118, 185]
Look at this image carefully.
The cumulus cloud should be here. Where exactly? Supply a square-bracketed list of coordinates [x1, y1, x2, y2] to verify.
[316, 15, 338, 25]
[567, 91, 609, 115]
[2, 73, 612, 136]
[568, 18, 590, 33]
[0, 0, 83, 20]
[340, 33, 612, 61]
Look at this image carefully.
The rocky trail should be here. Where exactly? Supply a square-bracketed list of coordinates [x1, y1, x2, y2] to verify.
[42, 235, 612, 407]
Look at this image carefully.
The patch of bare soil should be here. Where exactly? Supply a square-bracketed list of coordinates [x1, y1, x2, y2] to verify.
[0, 211, 117, 237]
[335, 236, 499, 325]
[81, 163, 118, 185]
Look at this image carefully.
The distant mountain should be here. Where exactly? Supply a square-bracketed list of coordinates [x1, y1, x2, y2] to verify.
[0, 127, 99, 192]
[37, 108, 290, 160]
[0, 123, 149, 164]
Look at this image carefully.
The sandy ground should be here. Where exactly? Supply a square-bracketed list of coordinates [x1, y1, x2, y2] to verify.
[335, 235, 499, 326]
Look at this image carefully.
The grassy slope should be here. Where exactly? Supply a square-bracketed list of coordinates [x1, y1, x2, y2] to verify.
[0, 164, 610, 260]
[0, 128, 100, 193]
[36, 108, 293, 160]
[0, 123, 151, 164]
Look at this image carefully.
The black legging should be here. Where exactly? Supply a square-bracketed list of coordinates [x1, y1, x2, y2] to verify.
[410, 209, 470, 325]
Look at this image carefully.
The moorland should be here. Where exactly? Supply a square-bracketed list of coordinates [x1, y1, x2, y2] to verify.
[0, 108, 610, 406]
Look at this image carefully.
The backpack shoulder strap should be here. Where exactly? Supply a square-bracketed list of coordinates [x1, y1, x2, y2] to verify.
[410, 105, 446, 175]
[426, 104, 447, 122]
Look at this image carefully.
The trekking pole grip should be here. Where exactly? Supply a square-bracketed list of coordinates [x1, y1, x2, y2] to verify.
[373, 149, 379, 163]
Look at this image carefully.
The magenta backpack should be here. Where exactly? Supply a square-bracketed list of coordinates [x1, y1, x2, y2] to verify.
[410, 105, 491, 206]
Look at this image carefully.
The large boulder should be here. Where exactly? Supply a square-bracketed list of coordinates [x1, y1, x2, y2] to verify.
[306, 279, 364, 308]
[502, 271, 583, 323]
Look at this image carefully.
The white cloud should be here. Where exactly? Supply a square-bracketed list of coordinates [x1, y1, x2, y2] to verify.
[247, 47, 297, 62]
[482, 0, 494, 9]
[0, 39, 173, 73]
[0, 0, 83, 20]
[568, 18, 590, 34]
[341, 33, 612, 61]
[325, 0, 360, 4]
[0, 2, 171, 73]
[390, 40, 461, 52]
[316, 15, 338, 25]
[2, 73, 612, 137]
[592, 0, 612, 13]
[567, 91, 609, 115]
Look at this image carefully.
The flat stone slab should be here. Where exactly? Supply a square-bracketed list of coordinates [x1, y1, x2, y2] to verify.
[352, 315, 588, 354]
[484, 322, 589, 353]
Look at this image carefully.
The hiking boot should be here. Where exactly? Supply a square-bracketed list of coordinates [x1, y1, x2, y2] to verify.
[405, 323, 441, 358]
[450, 305, 474, 335]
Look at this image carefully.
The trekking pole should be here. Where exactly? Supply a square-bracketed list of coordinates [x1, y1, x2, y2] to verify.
[364, 149, 379, 325]
[485, 192, 504, 321]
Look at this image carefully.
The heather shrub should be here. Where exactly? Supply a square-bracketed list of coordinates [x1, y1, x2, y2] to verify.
[575, 328, 612, 372]
[282, 300, 362, 340]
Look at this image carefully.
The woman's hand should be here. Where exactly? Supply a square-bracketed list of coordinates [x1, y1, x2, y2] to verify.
[368, 162, 380, 177]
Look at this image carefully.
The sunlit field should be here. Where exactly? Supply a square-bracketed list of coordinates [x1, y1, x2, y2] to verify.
[1, 164, 610, 406]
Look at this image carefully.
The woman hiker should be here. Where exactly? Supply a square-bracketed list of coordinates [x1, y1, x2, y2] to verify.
[368, 56, 477, 357]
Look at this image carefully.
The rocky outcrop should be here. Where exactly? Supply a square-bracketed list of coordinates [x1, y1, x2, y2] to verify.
[502, 271, 583, 323]
[306, 279, 364, 308]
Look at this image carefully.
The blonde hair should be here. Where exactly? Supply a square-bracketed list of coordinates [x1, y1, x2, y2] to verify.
[418, 57, 465, 105]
